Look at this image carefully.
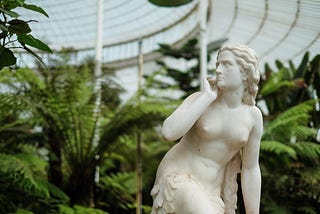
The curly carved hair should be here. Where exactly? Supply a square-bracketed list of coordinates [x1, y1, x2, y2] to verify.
[217, 44, 260, 106]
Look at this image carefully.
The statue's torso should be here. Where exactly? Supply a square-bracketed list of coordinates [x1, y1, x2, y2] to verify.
[156, 102, 253, 195]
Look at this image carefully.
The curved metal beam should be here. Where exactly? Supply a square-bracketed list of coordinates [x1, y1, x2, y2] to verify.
[261, 0, 301, 57]
[246, 0, 269, 45]
[222, 0, 239, 37]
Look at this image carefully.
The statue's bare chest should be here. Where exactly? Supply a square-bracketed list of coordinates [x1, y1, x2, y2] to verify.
[193, 105, 252, 148]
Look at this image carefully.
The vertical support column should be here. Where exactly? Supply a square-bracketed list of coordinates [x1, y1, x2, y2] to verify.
[136, 40, 143, 214]
[199, 0, 209, 91]
[93, 0, 104, 184]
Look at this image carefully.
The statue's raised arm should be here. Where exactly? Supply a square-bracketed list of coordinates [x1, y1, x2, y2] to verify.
[151, 44, 262, 214]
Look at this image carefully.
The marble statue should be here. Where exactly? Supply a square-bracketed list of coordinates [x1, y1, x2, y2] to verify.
[151, 44, 262, 214]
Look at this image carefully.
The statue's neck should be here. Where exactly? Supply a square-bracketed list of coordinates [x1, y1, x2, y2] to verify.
[218, 85, 244, 108]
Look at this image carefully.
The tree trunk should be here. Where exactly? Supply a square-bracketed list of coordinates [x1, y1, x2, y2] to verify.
[67, 165, 95, 207]
[47, 128, 63, 188]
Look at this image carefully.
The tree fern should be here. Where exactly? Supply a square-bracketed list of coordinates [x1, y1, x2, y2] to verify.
[98, 101, 170, 154]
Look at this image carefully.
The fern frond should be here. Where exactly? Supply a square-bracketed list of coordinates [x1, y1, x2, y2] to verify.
[299, 167, 320, 184]
[14, 153, 48, 176]
[98, 101, 170, 154]
[263, 100, 315, 140]
[0, 154, 49, 198]
[58, 204, 109, 214]
[260, 141, 297, 159]
[291, 142, 320, 161]
[35, 178, 69, 202]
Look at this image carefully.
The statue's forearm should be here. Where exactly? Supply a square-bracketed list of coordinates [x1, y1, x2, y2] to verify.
[241, 165, 261, 214]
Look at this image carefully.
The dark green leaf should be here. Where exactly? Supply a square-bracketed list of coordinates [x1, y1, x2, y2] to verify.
[0, 23, 8, 32]
[0, 47, 17, 70]
[8, 19, 31, 34]
[3, 0, 24, 10]
[295, 52, 309, 78]
[20, 44, 46, 66]
[149, 0, 193, 7]
[0, 32, 6, 39]
[18, 34, 52, 53]
[22, 3, 49, 18]
[275, 60, 284, 70]
[0, 8, 19, 18]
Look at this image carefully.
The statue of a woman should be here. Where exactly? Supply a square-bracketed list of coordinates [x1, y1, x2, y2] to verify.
[151, 44, 262, 214]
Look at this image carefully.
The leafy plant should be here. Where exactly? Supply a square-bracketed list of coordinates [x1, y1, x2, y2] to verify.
[0, 48, 171, 212]
[0, 153, 69, 213]
[0, 0, 52, 69]
[145, 38, 226, 99]
[258, 53, 320, 213]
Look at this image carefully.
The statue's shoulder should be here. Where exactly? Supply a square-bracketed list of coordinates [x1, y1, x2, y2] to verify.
[249, 105, 262, 117]
[249, 105, 263, 129]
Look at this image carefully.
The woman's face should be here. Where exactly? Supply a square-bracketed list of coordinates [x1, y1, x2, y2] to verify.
[216, 50, 243, 91]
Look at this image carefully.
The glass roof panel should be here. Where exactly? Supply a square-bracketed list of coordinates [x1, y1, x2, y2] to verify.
[15, 0, 320, 69]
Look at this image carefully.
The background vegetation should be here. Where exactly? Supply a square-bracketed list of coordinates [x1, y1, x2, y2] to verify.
[1, 1, 319, 213]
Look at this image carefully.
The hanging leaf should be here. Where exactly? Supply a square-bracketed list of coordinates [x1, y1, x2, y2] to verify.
[21, 44, 46, 66]
[0, 23, 8, 32]
[0, 47, 17, 70]
[18, 34, 52, 53]
[0, 8, 19, 18]
[8, 19, 31, 34]
[22, 3, 49, 18]
[149, 0, 193, 7]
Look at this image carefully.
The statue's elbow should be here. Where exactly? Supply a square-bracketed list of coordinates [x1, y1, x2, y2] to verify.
[161, 126, 178, 142]
[161, 128, 174, 142]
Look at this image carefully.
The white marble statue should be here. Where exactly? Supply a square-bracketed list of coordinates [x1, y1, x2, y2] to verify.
[151, 44, 262, 214]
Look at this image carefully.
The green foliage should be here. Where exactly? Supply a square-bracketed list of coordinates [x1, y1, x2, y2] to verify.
[58, 204, 109, 214]
[259, 52, 320, 123]
[0, 0, 51, 69]
[148, 38, 226, 98]
[260, 141, 297, 159]
[98, 101, 170, 154]
[259, 53, 320, 213]
[0, 153, 69, 213]
[0, 49, 172, 212]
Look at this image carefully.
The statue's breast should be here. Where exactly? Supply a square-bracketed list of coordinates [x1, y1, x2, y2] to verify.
[193, 105, 252, 149]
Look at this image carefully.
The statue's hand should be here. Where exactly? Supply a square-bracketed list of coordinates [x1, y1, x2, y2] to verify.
[203, 76, 218, 100]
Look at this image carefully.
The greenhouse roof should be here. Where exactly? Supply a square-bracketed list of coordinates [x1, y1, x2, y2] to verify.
[17, 0, 320, 68]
